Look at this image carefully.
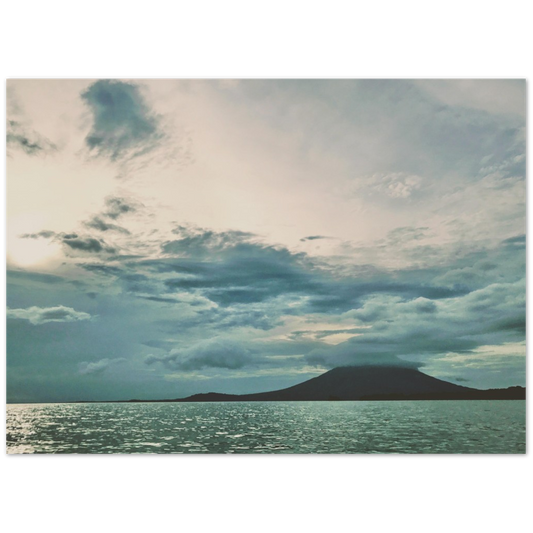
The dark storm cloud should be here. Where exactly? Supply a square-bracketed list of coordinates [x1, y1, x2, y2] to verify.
[62, 235, 115, 254]
[305, 326, 477, 370]
[306, 279, 525, 369]
[160, 243, 317, 306]
[6, 120, 57, 156]
[145, 228, 525, 371]
[81, 80, 162, 161]
[155, 226, 491, 314]
[17, 222, 522, 381]
[109, 225, 518, 321]
[156, 226, 320, 306]
[84, 216, 130, 234]
[304, 281, 467, 314]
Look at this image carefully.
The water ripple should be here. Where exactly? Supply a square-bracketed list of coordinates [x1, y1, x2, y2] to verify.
[6, 401, 526, 454]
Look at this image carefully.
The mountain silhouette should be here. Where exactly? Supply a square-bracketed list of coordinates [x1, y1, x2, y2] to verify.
[159, 366, 525, 402]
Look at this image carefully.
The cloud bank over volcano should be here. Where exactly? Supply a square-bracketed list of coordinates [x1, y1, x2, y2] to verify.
[6, 79, 526, 402]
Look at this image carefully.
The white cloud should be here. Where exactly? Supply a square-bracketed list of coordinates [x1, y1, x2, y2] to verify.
[352, 172, 424, 199]
[79, 358, 126, 375]
[146, 338, 254, 371]
[7, 305, 92, 325]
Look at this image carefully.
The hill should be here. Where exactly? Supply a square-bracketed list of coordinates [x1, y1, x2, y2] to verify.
[163, 366, 526, 402]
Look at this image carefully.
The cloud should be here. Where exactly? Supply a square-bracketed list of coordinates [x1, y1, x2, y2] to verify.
[6, 119, 57, 156]
[62, 235, 115, 254]
[19, 196, 138, 261]
[15, 194, 143, 270]
[11, 222, 524, 390]
[160, 239, 318, 307]
[79, 357, 126, 375]
[7, 305, 92, 325]
[353, 172, 424, 200]
[386, 226, 430, 244]
[164, 226, 257, 256]
[5, 79, 526, 401]
[95, 224, 486, 315]
[19, 230, 57, 239]
[283, 79, 524, 204]
[81, 80, 162, 161]
[20, 230, 116, 255]
[307, 350, 421, 369]
[288, 327, 368, 342]
[158, 227, 337, 308]
[81, 195, 138, 234]
[84, 216, 130, 234]
[306, 279, 525, 369]
[81, 264, 123, 276]
[36, 222, 522, 374]
[102, 196, 137, 219]
[306, 281, 466, 314]
[145, 338, 254, 371]
[300, 235, 330, 242]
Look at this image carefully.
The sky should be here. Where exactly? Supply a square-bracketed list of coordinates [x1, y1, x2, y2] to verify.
[6, 79, 526, 402]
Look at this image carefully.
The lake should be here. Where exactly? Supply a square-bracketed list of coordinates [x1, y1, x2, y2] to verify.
[6, 400, 526, 454]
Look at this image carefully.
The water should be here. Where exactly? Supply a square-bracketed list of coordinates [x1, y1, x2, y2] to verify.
[6, 400, 525, 454]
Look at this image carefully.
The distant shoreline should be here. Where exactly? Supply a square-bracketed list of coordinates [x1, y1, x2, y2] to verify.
[7, 395, 526, 405]
[7, 365, 526, 405]
[71, 386, 526, 403]
[102, 397, 523, 404]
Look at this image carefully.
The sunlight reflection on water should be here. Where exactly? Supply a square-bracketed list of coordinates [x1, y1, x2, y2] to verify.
[6, 400, 525, 454]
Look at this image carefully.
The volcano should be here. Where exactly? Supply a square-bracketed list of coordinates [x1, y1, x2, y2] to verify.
[164, 366, 525, 402]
